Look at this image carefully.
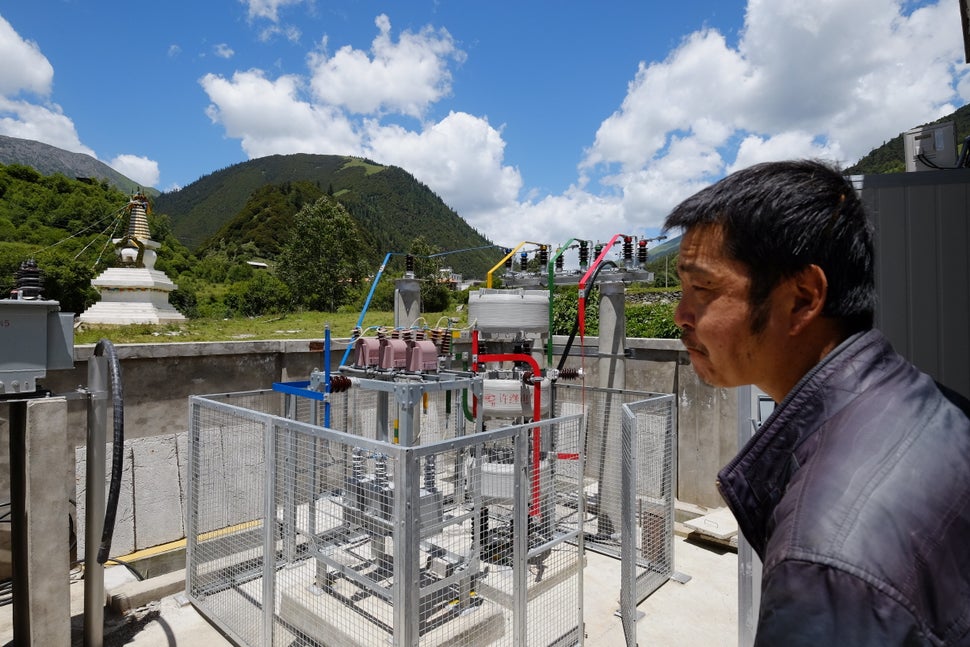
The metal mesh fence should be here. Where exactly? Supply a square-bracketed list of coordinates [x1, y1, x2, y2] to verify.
[554, 383, 676, 640]
[187, 382, 585, 647]
[186, 393, 273, 647]
[625, 395, 676, 602]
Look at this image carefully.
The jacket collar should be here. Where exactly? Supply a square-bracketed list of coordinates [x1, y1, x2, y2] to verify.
[716, 330, 884, 556]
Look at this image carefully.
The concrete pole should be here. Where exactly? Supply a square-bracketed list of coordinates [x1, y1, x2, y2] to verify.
[394, 278, 421, 329]
[591, 281, 626, 536]
[597, 281, 626, 390]
[9, 397, 71, 647]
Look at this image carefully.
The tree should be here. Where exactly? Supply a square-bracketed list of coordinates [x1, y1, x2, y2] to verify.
[276, 196, 369, 311]
[40, 256, 98, 314]
[406, 237, 451, 313]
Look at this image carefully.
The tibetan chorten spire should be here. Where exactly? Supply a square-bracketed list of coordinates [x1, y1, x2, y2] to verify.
[78, 192, 185, 325]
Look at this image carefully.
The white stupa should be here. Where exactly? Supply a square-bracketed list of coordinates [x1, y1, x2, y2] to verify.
[79, 193, 186, 325]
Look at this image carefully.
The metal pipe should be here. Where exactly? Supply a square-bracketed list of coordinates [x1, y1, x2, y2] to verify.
[324, 324, 332, 427]
[84, 354, 108, 647]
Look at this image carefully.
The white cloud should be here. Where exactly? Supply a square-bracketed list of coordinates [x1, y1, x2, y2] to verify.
[0, 96, 94, 156]
[366, 111, 521, 214]
[241, 0, 304, 23]
[308, 15, 464, 118]
[200, 69, 362, 157]
[109, 154, 160, 188]
[0, 16, 92, 157]
[214, 43, 235, 59]
[578, 0, 968, 245]
[0, 15, 53, 97]
[258, 23, 301, 44]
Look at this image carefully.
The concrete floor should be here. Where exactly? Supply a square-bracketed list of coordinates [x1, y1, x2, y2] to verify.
[1, 533, 738, 646]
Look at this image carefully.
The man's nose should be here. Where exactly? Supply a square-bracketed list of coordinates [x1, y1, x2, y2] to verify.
[674, 297, 692, 330]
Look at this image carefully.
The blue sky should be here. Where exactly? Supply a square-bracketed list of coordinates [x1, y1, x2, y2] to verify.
[1, 1, 967, 249]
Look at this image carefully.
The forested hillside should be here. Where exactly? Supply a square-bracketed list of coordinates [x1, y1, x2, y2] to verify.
[154, 154, 502, 278]
[0, 164, 190, 313]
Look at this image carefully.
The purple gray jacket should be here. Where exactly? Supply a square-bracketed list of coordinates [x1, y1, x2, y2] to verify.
[718, 329, 970, 646]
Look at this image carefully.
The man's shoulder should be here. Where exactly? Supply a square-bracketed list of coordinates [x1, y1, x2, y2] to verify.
[767, 377, 970, 599]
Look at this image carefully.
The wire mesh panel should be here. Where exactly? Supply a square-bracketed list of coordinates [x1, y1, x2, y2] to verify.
[186, 394, 274, 647]
[554, 385, 675, 645]
[553, 384, 662, 557]
[188, 385, 585, 647]
[625, 395, 675, 602]
[471, 415, 586, 647]
[272, 422, 405, 647]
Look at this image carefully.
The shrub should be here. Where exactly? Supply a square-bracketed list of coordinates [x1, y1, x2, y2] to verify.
[626, 302, 680, 339]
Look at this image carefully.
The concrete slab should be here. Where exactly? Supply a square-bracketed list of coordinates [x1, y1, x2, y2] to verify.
[131, 436, 184, 549]
[684, 507, 738, 541]
[585, 535, 739, 647]
[0, 533, 738, 646]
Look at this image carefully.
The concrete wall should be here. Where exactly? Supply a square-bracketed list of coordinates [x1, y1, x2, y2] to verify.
[1, 335, 736, 562]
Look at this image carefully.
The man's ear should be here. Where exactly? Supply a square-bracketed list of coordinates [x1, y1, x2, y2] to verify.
[788, 264, 828, 335]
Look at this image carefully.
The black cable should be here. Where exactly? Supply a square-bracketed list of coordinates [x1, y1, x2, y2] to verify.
[917, 152, 945, 169]
[94, 339, 125, 565]
[103, 557, 146, 581]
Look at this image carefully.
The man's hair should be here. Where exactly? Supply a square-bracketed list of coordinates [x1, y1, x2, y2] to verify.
[664, 159, 875, 333]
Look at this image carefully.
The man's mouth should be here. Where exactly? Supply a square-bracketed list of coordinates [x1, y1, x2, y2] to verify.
[681, 336, 703, 355]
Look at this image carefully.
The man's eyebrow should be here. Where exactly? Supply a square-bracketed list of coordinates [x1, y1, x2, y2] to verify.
[675, 261, 713, 277]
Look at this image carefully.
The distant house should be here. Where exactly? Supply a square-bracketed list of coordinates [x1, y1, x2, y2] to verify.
[438, 267, 462, 290]
[246, 261, 269, 270]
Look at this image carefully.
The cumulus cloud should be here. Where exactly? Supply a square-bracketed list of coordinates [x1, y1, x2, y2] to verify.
[110, 154, 160, 188]
[201, 69, 362, 157]
[578, 0, 969, 239]
[0, 96, 94, 157]
[307, 14, 465, 118]
[0, 16, 93, 157]
[366, 112, 521, 214]
[0, 16, 53, 97]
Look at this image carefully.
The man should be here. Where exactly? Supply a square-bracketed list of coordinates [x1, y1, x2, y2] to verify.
[664, 160, 970, 646]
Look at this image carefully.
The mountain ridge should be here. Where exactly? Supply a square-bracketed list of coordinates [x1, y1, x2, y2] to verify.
[0, 134, 154, 196]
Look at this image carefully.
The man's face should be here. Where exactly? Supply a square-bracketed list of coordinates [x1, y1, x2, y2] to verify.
[674, 224, 784, 390]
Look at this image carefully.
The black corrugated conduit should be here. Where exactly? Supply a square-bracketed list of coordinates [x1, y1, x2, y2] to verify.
[93, 339, 124, 565]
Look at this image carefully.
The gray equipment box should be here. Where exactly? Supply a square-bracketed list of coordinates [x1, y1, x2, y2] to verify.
[0, 299, 74, 395]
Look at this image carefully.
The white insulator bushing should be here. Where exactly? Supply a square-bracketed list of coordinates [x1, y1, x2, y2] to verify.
[468, 288, 549, 334]
[481, 377, 551, 417]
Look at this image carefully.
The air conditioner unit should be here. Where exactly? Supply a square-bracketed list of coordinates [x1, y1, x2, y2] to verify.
[903, 121, 957, 171]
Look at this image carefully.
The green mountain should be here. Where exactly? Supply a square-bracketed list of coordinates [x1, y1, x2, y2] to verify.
[0, 134, 154, 196]
[845, 103, 970, 175]
[153, 154, 503, 278]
